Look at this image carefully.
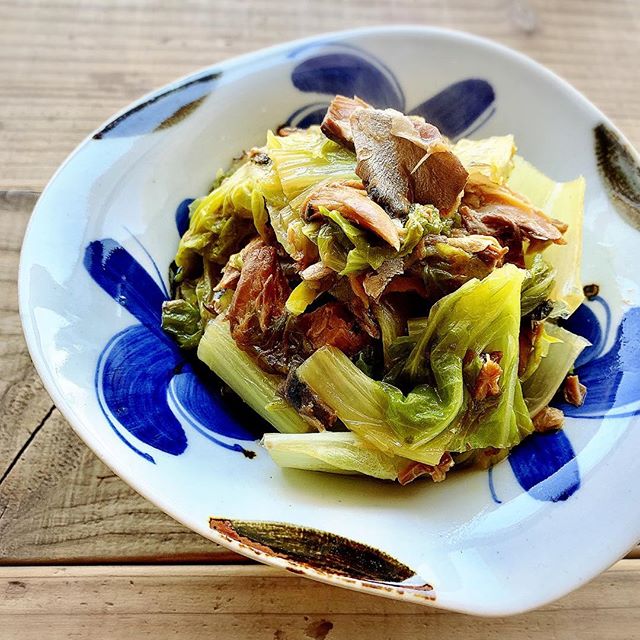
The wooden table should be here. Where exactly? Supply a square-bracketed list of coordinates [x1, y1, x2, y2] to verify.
[1, 0, 639, 637]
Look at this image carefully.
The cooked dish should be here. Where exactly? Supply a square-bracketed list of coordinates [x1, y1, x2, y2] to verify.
[162, 95, 589, 484]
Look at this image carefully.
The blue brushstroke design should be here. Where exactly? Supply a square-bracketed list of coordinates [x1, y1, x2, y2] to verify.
[291, 49, 404, 110]
[286, 44, 495, 136]
[125, 227, 169, 298]
[508, 431, 580, 502]
[561, 303, 640, 418]
[95, 330, 156, 464]
[459, 106, 497, 139]
[84, 239, 166, 337]
[286, 103, 332, 129]
[98, 325, 187, 456]
[492, 294, 640, 503]
[85, 236, 260, 462]
[487, 466, 502, 504]
[176, 198, 194, 237]
[500, 301, 637, 502]
[171, 365, 255, 441]
[94, 72, 220, 139]
[409, 79, 495, 139]
[169, 378, 248, 454]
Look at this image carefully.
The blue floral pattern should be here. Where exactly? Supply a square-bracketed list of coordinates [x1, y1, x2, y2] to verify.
[85, 42, 639, 504]
[85, 237, 256, 464]
[286, 43, 495, 139]
[491, 295, 640, 504]
[561, 297, 640, 419]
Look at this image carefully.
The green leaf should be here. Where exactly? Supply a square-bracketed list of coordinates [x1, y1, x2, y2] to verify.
[452, 135, 516, 184]
[507, 155, 586, 317]
[266, 126, 357, 201]
[298, 265, 534, 463]
[405, 204, 453, 240]
[286, 280, 321, 316]
[522, 323, 590, 416]
[262, 432, 401, 480]
[520, 254, 555, 317]
[197, 319, 311, 434]
[161, 299, 203, 350]
[317, 224, 348, 272]
[176, 160, 267, 274]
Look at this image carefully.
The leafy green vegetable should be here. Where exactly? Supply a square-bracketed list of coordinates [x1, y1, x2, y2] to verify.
[161, 299, 203, 350]
[317, 224, 348, 272]
[353, 346, 379, 378]
[522, 323, 590, 416]
[421, 238, 501, 295]
[507, 155, 585, 318]
[320, 205, 443, 275]
[452, 135, 516, 184]
[372, 301, 404, 371]
[286, 280, 321, 316]
[323, 209, 390, 274]
[521, 254, 556, 316]
[407, 204, 453, 238]
[262, 432, 401, 480]
[198, 319, 310, 434]
[383, 335, 419, 387]
[298, 344, 444, 464]
[388, 262, 530, 452]
[299, 265, 533, 463]
[176, 161, 266, 275]
[407, 317, 428, 336]
[266, 127, 357, 201]
[518, 324, 561, 383]
[166, 118, 588, 486]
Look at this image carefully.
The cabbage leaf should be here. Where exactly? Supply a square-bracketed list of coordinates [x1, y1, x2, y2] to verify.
[198, 319, 310, 434]
[298, 265, 533, 463]
[521, 254, 555, 316]
[262, 431, 401, 480]
[522, 323, 590, 416]
[266, 126, 357, 201]
[507, 156, 585, 317]
[453, 135, 516, 184]
[161, 299, 202, 350]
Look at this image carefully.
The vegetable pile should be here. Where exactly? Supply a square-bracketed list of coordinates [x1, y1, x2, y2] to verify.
[162, 95, 589, 484]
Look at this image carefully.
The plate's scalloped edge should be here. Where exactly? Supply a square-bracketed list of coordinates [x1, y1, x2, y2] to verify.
[209, 518, 436, 601]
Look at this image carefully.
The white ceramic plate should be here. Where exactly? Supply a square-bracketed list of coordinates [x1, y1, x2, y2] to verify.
[19, 27, 640, 615]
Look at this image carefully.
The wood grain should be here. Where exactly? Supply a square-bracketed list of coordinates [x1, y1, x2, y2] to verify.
[1, 562, 639, 639]
[1, 0, 639, 192]
[0, 191, 238, 563]
[0, 2, 639, 629]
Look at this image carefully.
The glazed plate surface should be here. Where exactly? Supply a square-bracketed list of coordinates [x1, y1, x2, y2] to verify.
[19, 27, 640, 615]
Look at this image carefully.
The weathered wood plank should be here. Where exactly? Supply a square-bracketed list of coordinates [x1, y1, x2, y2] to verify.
[1, 0, 639, 568]
[1, 0, 639, 191]
[0, 191, 54, 482]
[0, 190, 239, 563]
[0, 406, 240, 563]
[0, 562, 639, 639]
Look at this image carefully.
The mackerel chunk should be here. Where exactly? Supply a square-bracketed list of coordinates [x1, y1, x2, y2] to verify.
[320, 95, 372, 149]
[349, 107, 468, 217]
[320, 95, 468, 217]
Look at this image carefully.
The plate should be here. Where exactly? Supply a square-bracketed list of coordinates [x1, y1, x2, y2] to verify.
[19, 26, 640, 615]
